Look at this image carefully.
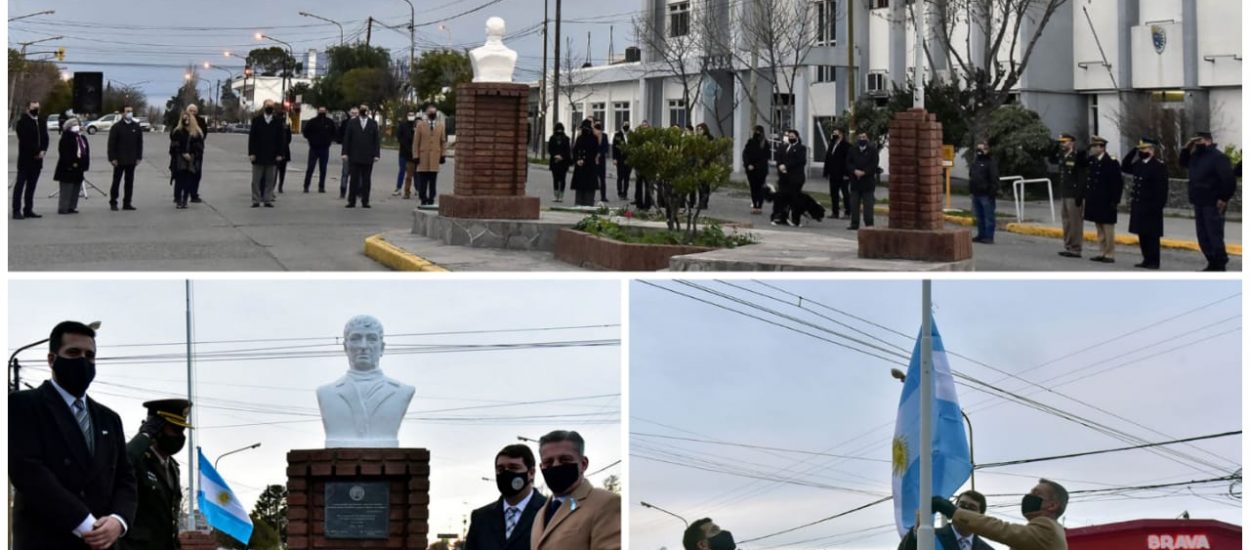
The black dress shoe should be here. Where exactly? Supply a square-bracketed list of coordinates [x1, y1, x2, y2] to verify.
[1134, 262, 1160, 270]
[1059, 251, 1081, 258]
[110, 203, 119, 211]
[67, 209, 78, 214]
[252, 203, 260, 208]
[362, 204, 371, 209]
[123, 205, 136, 211]
[190, 197, 202, 203]
[13, 212, 24, 220]
[346, 203, 356, 208]
[1201, 264, 1227, 272]
[263, 202, 274, 208]
[23, 212, 41, 219]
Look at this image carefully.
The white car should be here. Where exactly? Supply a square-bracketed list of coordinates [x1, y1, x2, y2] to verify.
[46, 113, 60, 132]
[85, 113, 123, 134]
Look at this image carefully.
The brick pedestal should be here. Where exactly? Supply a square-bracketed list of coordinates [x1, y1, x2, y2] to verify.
[859, 109, 972, 262]
[286, 448, 431, 549]
[179, 531, 218, 550]
[439, 82, 540, 220]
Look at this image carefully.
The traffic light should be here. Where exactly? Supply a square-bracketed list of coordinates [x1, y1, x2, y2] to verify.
[244, 66, 254, 78]
[55, 47, 65, 61]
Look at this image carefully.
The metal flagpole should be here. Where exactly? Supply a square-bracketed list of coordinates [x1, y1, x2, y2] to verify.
[913, 1, 926, 109]
[918, 279, 934, 550]
[185, 280, 197, 531]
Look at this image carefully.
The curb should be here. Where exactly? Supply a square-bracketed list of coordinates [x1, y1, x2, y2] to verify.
[363, 234, 448, 272]
[872, 206, 1241, 256]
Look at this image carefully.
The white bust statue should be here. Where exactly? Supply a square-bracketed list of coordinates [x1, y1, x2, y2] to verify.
[470, 17, 518, 83]
[316, 315, 416, 448]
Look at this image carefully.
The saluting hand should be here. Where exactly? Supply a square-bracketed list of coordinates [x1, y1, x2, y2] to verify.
[83, 516, 123, 550]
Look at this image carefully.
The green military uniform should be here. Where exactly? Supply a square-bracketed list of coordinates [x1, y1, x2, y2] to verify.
[1051, 133, 1088, 256]
[117, 399, 192, 550]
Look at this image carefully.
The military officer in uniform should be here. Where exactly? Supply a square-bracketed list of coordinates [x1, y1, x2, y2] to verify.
[1051, 133, 1088, 258]
[1083, 137, 1124, 263]
[1121, 138, 1170, 270]
[117, 399, 192, 550]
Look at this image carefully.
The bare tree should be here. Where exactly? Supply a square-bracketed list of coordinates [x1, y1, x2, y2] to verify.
[633, 4, 710, 129]
[922, 0, 1070, 142]
[555, 37, 595, 128]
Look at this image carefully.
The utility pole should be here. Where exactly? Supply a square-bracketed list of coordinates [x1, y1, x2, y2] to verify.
[540, 0, 549, 158]
[913, 1, 926, 109]
[553, 0, 562, 132]
[184, 280, 197, 532]
[918, 280, 935, 550]
[747, 0, 760, 132]
[366, 16, 374, 46]
[847, 0, 856, 130]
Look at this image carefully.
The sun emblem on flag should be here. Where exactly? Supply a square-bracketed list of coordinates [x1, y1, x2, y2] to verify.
[216, 491, 232, 506]
[891, 436, 909, 476]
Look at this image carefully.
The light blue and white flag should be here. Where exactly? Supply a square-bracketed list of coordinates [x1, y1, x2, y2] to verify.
[197, 447, 254, 544]
[891, 320, 972, 537]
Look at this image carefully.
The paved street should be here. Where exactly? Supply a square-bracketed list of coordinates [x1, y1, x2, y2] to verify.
[9, 132, 1241, 271]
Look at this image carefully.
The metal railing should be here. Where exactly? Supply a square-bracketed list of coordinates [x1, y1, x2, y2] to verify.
[1002, 175, 1055, 224]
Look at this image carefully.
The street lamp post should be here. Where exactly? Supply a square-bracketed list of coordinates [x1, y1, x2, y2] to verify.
[257, 33, 295, 104]
[203, 64, 238, 122]
[298, 11, 345, 46]
[9, 321, 101, 393]
[214, 442, 262, 470]
[890, 364, 977, 492]
[10, 35, 64, 125]
[640, 501, 688, 528]
[399, 0, 416, 94]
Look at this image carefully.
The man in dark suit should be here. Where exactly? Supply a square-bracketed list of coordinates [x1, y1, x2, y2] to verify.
[116, 399, 192, 550]
[899, 490, 994, 550]
[13, 100, 50, 219]
[1121, 138, 1170, 270]
[302, 106, 338, 193]
[846, 131, 881, 230]
[107, 105, 144, 212]
[822, 128, 850, 218]
[10, 321, 137, 550]
[612, 124, 632, 200]
[341, 104, 381, 208]
[465, 444, 548, 550]
[248, 99, 286, 208]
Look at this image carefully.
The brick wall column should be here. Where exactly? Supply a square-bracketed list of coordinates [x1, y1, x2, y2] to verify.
[438, 82, 541, 219]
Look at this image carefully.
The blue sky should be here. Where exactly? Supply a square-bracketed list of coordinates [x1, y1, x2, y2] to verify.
[7, 279, 621, 537]
[630, 279, 1241, 550]
[8, 0, 635, 104]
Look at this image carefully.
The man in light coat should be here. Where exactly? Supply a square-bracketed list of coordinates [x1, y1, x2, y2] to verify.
[412, 103, 448, 206]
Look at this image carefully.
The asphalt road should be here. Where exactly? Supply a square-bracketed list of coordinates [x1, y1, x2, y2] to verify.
[8, 132, 1241, 272]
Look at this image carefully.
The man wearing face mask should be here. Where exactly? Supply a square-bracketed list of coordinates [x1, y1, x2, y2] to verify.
[682, 518, 735, 550]
[412, 103, 447, 206]
[1121, 138, 1170, 270]
[1180, 131, 1236, 271]
[532, 430, 621, 550]
[116, 400, 192, 550]
[968, 142, 1001, 244]
[1051, 133, 1088, 258]
[1082, 136, 1123, 263]
[248, 99, 287, 208]
[822, 128, 850, 219]
[107, 105, 144, 212]
[13, 100, 49, 219]
[336, 107, 360, 198]
[302, 106, 338, 193]
[342, 104, 382, 208]
[466, 444, 548, 550]
[845, 131, 880, 230]
[10, 321, 137, 550]
[771, 129, 808, 227]
[396, 110, 418, 198]
[932, 479, 1069, 550]
[898, 491, 993, 550]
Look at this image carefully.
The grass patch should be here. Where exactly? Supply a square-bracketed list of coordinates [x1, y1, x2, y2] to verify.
[573, 214, 756, 248]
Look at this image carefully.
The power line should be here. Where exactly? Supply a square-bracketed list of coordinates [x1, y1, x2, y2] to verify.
[632, 432, 890, 463]
[976, 430, 1242, 469]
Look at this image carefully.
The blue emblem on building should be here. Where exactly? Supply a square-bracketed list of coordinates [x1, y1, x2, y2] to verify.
[1151, 25, 1167, 54]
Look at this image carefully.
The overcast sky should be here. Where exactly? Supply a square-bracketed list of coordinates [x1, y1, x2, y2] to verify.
[630, 280, 1242, 550]
[8, 0, 633, 105]
[7, 279, 621, 537]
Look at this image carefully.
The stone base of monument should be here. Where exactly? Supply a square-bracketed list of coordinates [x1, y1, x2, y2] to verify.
[179, 530, 217, 550]
[286, 448, 430, 550]
[438, 81, 538, 220]
[412, 208, 588, 251]
[856, 227, 974, 262]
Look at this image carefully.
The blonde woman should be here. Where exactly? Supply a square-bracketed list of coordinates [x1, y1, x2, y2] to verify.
[169, 112, 205, 208]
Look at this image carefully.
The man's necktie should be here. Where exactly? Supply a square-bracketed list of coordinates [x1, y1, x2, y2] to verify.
[960, 538, 972, 550]
[74, 399, 94, 454]
[504, 506, 520, 540]
[543, 498, 561, 525]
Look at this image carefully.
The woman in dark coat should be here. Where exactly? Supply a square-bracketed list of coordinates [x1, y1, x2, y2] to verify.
[54, 116, 90, 214]
[1121, 139, 1169, 269]
[595, 122, 610, 202]
[571, 121, 600, 207]
[742, 125, 770, 214]
[693, 122, 714, 209]
[169, 113, 206, 208]
[548, 123, 572, 202]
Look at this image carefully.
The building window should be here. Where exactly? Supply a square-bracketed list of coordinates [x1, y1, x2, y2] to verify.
[866, 72, 889, 95]
[773, 93, 795, 132]
[571, 106, 584, 128]
[669, 1, 691, 38]
[869, 0, 888, 8]
[816, 65, 837, 83]
[814, 0, 837, 46]
[668, 99, 688, 128]
[613, 101, 631, 130]
[1089, 95, 1099, 137]
[812, 116, 838, 161]
[591, 102, 606, 124]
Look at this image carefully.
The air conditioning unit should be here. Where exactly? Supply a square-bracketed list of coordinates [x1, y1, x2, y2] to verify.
[866, 73, 888, 96]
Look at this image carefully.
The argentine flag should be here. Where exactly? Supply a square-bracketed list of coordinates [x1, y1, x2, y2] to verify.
[197, 447, 254, 544]
[891, 320, 971, 537]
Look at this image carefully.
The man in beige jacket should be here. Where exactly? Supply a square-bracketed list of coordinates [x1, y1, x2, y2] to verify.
[412, 103, 447, 206]
[933, 478, 1068, 550]
[531, 430, 621, 550]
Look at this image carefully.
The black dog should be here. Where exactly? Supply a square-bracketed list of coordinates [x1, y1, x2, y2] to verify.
[764, 182, 825, 226]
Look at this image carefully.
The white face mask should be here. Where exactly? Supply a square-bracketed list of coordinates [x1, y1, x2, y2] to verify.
[407, 115, 417, 121]
[123, 112, 133, 120]
[68, 125, 81, 133]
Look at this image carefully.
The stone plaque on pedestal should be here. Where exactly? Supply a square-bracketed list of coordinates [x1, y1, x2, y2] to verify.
[859, 109, 973, 262]
[286, 449, 430, 549]
[438, 82, 541, 220]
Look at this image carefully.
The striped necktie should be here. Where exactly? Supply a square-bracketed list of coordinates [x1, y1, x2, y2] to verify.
[73, 399, 94, 454]
[504, 506, 520, 540]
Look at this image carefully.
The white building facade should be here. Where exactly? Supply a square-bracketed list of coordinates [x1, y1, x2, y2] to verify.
[544, 0, 1241, 173]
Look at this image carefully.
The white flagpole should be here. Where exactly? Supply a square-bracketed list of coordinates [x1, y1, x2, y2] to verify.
[185, 280, 197, 531]
[914, 0, 926, 108]
[918, 280, 935, 550]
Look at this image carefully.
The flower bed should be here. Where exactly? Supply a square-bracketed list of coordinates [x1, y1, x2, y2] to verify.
[553, 215, 755, 271]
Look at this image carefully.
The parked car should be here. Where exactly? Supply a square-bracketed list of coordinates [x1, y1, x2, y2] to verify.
[135, 117, 153, 132]
[85, 112, 124, 134]
[46, 113, 60, 132]
[226, 123, 250, 134]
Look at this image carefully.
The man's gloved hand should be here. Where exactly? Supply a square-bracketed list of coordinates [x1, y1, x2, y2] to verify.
[139, 416, 164, 439]
[931, 496, 957, 519]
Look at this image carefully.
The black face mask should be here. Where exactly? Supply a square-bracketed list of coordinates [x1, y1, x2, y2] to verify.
[1021, 494, 1044, 516]
[318, 112, 327, 118]
[623, 126, 630, 132]
[264, 106, 274, 115]
[428, 112, 438, 120]
[540, 462, 580, 495]
[156, 432, 187, 455]
[52, 356, 96, 397]
[1140, 151, 1153, 160]
[858, 139, 869, 148]
[708, 531, 736, 550]
[496, 470, 530, 498]
[29, 108, 39, 116]
[360, 111, 369, 117]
